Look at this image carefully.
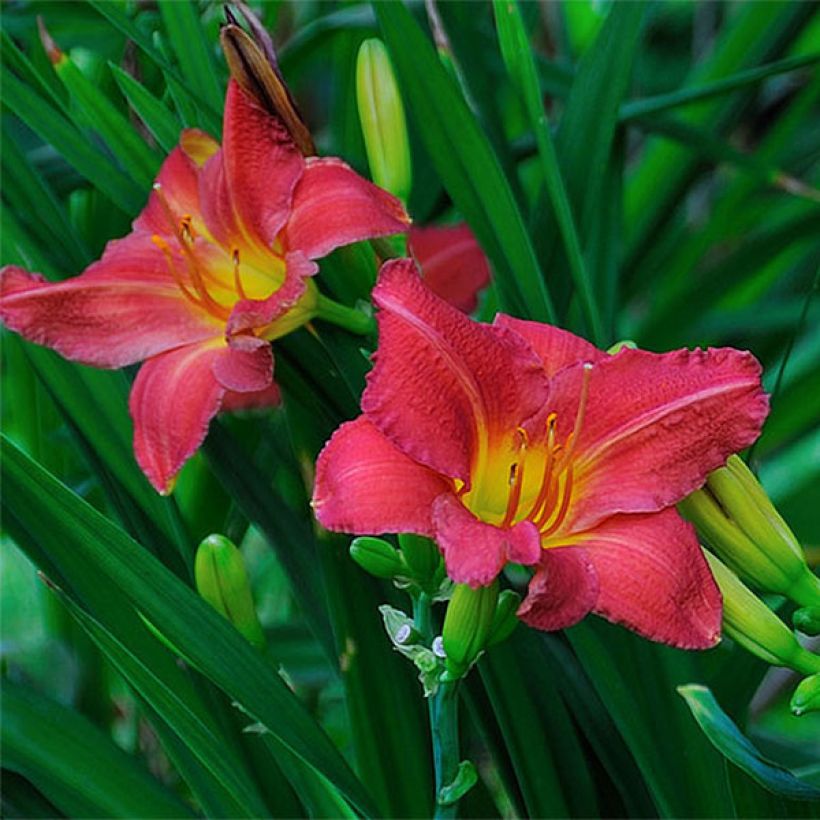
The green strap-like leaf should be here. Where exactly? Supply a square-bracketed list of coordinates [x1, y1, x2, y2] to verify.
[2, 680, 192, 819]
[679, 684, 820, 801]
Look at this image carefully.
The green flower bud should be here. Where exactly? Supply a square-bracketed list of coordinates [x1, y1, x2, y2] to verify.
[195, 535, 265, 649]
[791, 673, 820, 716]
[350, 536, 406, 579]
[399, 533, 441, 587]
[793, 606, 820, 636]
[442, 582, 498, 678]
[356, 38, 412, 203]
[681, 456, 820, 607]
[704, 551, 820, 675]
[606, 339, 637, 354]
[485, 589, 522, 648]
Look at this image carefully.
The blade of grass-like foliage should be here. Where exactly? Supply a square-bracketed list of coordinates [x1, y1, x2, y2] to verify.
[625, 3, 814, 267]
[1, 436, 377, 817]
[376, 0, 555, 322]
[2, 680, 192, 819]
[201, 421, 336, 662]
[109, 64, 182, 154]
[158, 0, 224, 115]
[1, 123, 91, 272]
[48, 45, 161, 188]
[1, 202, 60, 275]
[2, 71, 143, 214]
[45, 586, 282, 818]
[0, 771, 64, 819]
[621, 52, 820, 121]
[20, 344, 192, 567]
[567, 621, 735, 817]
[493, 0, 604, 345]
[679, 685, 820, 801]
[0, 29, 67, 114]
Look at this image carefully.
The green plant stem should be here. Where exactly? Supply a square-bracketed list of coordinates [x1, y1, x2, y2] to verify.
[432, 680, 461, 819]
[314, 293, 375, 336]
[413, 591, 433, 641]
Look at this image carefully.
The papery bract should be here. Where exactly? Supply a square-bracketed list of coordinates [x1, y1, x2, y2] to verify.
[313, 260, 769, 648]
[1, 80, 408, 494]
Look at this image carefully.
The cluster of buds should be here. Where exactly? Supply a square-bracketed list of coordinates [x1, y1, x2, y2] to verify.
[681, 455, 820, 713]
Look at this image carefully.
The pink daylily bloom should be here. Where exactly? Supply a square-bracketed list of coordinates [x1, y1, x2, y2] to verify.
[1, 80, 409, 494]
[313, 259, 770, 648]
[408, 223, 491, 313]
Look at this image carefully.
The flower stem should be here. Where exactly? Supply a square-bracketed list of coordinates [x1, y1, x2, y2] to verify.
[432, 680, 461, 819]
[314, 293, 375, 335]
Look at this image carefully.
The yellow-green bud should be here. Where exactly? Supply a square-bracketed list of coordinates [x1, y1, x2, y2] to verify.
[195, 535, 265, 649]
[791, 673, 820, 716]
[350, 536, 406, 579]
[704, 551, 820, 675]
[606, 339, 637, 354]
[442, 582, 498, 678]
[399, 534, 441, 587]
[682, 456, 820, 607]
[356, 38, 412, 203]
[793, 606, 820, 636]
[485, 590, 522, 648]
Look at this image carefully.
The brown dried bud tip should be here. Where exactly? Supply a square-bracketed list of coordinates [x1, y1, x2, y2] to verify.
[220, 12, 315, 156]
[37, 16, 63, 64]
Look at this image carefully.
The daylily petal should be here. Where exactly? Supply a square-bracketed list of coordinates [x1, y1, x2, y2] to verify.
[548, 347, 768, 532]
[313, 417, 452, 536]
[198, 81, 303, 251]
[226, 251, 318, 338]
[494, 314, 605, 377]
[577, 509, 722, 649]
[285, 156, 410, 260]
[211, 337, 273, 393]
[0, 243, 219, 368]
[432, 494, 541, 587]
[130, 341, 226, 494]
[135, 129, 219, 237]
[362, 259, 550, 481]
[409, 223, 490, 314]
[221, 383, 282, 413]
[517, 547, 599, 631]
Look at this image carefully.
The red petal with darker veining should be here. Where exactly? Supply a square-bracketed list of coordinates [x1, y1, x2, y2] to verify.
[518, 547, 598, 631]
[0, 240, 219, 368]
[285, 157, 410, 260]
[202, 81, 303, 250]
[226, 251, 317, 337]
[409, 223, 490, 314]
[362, 259, 550, 481]
[494, 314, 605, 377]
[548, 347, 769, 532]
[130, 341, 226, 494]
[580, 509, 722, 649]
[313, 417, 452, 537]
[432, 494, 541, 587]
[211, 338, 273, 392]
[135, 129, 219, 237]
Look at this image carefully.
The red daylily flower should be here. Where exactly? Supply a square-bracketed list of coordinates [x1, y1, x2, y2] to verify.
[1, 80, 408, 494]
[313, 260, 769, 648]
[408, 223, 490, 314]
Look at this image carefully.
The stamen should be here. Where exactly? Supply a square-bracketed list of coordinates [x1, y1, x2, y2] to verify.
[151, 235, 201, 306]
[540, 466, 574, 537]
[232, 249, 248, 300]
[501, 428, 528, 527]
[526, 413, 557, 520]
[554, 363, 592, 474]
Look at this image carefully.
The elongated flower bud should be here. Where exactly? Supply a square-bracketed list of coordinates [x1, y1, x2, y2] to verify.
[350, 536, 406, 579]
[195, 535, 266, 649]
[704, 551, 820, 675]
[356, 38, 412, 203]
[442, 582, 498, 678]
[485, 589, 522, 648]
[791, 673, 820, 716]
[399, 533, 441, 587]
[681, 456, 820, 607]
